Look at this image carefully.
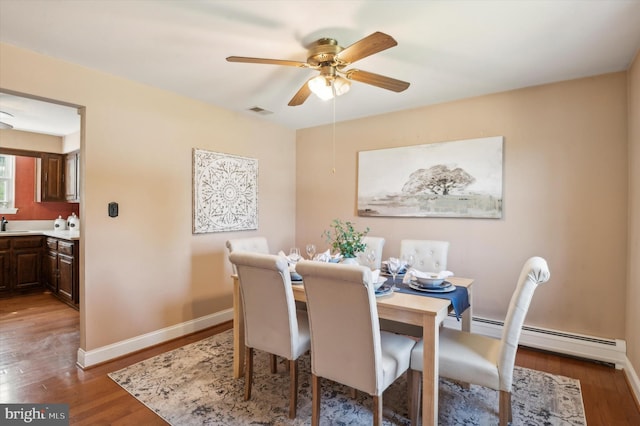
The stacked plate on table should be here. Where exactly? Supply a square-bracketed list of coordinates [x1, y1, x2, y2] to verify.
[373, 277, 392, 297]
[409, 278, 456, 293]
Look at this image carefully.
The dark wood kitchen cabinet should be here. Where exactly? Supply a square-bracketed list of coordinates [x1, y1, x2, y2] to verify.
[0, 236, 43, 296]
[40, 153, 65, 202]
[44, 237, 79, 309]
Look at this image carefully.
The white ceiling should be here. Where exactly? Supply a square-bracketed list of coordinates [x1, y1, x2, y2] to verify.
[1, 0, 639, 134]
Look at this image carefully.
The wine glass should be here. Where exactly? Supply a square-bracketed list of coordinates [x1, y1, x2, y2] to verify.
[305, 243, 316, 260]
[402, 253, 415, 271]
[289, 247, 301, 264]
[387, 258, 400, 288]
[366, 250, 376, 269]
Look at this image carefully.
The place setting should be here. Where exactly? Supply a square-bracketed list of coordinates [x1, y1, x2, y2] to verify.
[406, 270, 456, 293]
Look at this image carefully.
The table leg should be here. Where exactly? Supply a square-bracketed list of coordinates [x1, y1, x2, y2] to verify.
[422, 314, 439, 426]
[233, 276, 245, 379]
[461, 285, 472, 332]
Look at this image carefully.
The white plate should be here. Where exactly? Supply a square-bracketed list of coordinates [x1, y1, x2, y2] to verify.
[409, 281, 456, 293]
[375, 284, 393, 297]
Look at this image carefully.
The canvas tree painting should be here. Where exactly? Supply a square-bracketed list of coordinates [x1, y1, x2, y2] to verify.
[193, 149, 258, 233]
[357, 137, 503, 218]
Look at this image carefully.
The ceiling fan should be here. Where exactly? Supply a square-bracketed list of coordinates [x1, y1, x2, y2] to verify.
[226, 32, 410, 106]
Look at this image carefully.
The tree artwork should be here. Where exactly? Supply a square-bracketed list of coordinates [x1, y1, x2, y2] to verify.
[401, 164, 475, 196]
[357, 136, 503, 218]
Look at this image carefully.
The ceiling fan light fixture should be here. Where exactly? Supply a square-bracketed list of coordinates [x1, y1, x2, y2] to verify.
[308, 75, 351, 101]
[308, 75, 334, 100]
[333, 76, 351, 97]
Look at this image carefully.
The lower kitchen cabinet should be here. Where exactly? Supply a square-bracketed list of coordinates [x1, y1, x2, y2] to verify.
[44, 236, 79, 309]
[0, 236, 43, 295]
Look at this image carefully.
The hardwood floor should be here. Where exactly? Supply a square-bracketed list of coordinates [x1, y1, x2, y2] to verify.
[1, 292, 639, 425]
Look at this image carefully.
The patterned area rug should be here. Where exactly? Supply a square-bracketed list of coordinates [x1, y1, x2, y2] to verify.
[109, 330, 586, 425]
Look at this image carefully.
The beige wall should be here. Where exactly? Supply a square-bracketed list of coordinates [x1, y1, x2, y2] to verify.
[297, 72, 628, 339]
[0, 43, 297, 350]
[627, 52, 640, 381]
[0, 128, 63, 152]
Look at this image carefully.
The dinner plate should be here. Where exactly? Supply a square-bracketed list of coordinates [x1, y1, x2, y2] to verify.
[409, 281, 456, 293]
[375, 284, 393, 297]
[410, 279, 452, 290]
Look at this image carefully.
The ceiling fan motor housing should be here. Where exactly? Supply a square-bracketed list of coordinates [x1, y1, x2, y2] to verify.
[307, 38, 343, 67]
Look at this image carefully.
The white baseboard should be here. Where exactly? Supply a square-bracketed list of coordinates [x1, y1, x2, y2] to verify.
[443, 315, 627, 369]
[623, 356, 640, 408]
[76, 308, 233, 369]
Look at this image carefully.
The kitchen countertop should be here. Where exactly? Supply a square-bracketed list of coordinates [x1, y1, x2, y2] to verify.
[0, 229, 80, 241]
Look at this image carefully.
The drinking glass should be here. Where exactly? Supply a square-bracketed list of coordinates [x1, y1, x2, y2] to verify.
[402, 253, 415, 271]
[387, 259, 400, 288]
[305, 244, 316, 260]
[289, 247, 301, 263]
[366, 250, 376, 268]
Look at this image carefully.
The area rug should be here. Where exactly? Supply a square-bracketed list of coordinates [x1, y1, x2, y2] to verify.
[109, 330, 586, 425]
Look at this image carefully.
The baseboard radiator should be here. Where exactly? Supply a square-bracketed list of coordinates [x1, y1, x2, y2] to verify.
[443, 314, 627, 369]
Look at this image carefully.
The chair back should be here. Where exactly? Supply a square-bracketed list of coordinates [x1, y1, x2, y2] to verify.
[497, 256, 550, 390]
[295, 260, 383, 395]
[400, 239, 449, 272]
[229, 251, 306, 360]
[359, 236, 385, 269]
[226, 237, 270, 274]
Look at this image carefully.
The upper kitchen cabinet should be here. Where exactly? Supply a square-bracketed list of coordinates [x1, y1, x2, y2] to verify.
[39, 152, 65, 202]
[65, 150, 80, 202]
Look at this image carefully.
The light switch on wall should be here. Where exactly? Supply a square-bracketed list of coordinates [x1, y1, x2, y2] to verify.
[108, 202, 118, 218]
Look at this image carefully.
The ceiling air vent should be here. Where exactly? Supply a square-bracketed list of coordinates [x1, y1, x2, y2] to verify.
[248, 106, 273, 115]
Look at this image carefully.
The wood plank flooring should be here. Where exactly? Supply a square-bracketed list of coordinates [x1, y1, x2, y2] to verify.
[1, 292, 639, 425]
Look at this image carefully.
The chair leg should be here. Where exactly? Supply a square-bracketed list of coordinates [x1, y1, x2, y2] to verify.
[372, 394, 383, 426]
[289, 359, 298, 419]
[350, 388, 357, 398]
[244, 347, 253, 401]
[408, 369, 421, 426]
[270, 354, 278, 373]
[311, 374, 321, 426]
[499, 390, 511, 426]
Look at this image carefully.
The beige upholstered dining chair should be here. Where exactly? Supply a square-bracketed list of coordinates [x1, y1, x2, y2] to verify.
[400, 239, 450, 272]
[359, 236, 386, 270]
[408, 256, 551, 426]
[295, 260, 416, 426]
[226, 237, 270, 274]
[228, 252, 311, 419]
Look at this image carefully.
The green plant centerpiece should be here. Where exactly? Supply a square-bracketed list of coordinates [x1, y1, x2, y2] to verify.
[322, 219, 370, 259]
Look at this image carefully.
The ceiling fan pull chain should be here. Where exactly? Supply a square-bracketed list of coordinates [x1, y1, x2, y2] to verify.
[332, 80, 336, 174]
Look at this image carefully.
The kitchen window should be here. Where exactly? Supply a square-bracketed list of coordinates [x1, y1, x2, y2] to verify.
[0, 154, 17, 214]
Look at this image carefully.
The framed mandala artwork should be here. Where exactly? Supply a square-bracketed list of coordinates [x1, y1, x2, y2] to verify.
[192, 149, 258, 233]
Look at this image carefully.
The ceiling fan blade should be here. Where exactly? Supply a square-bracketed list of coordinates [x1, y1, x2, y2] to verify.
[226, 56, 310, 68]
[288, 79, 313, 106]
[335, 32, 397, 65]
[344, 69, 410, 92]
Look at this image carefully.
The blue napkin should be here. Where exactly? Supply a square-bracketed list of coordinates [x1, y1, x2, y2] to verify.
[393, 282, 470, 320]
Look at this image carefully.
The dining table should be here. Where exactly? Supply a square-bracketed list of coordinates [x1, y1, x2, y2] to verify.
[231, 273, 474, 426]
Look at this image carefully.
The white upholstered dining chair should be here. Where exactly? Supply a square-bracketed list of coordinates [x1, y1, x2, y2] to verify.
[400, 239, 449, 272]
[228, 252, 311, 419]
[408, 256, 551, 426]
[295, 260, 416, 426]
[359, 236, 386, 270]
[226, 237, 270, 274]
